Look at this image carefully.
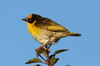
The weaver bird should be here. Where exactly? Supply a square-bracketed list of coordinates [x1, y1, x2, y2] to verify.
[22, 14, 81, 50]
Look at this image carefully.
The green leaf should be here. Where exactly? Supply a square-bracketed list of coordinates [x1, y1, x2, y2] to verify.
[25, 58, 42, 64]
[54, 49, 69, 55]
[43, 52, 49, 58]
[50, 58, 59, 65]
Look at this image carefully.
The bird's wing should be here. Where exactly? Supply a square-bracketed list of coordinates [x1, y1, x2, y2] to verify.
[47, 25, 69, 32]
[36, 17, 70, 32]
[45, 18, 70, 32]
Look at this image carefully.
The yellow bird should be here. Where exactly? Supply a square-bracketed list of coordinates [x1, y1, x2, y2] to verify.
[22, 14, 81, 49]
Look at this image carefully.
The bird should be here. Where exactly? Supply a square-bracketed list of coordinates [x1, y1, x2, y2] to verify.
[22, 14, 81, 50]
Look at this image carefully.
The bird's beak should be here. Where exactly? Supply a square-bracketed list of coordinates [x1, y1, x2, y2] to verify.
[22, 18, 28, 21]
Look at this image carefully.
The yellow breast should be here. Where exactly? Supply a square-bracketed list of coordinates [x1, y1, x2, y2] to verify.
[26, 21, 43, 37]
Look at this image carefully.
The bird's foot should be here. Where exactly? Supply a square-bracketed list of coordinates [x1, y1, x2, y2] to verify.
[35, 47, 50, 57]
[35, 47, 45, 57]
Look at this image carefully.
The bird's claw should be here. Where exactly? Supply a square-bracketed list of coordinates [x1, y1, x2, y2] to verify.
[35, 47, 50, 57]
[35, 47, 45, 57]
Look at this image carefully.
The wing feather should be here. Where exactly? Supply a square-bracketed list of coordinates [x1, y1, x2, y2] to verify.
[35, 17, 70, 32]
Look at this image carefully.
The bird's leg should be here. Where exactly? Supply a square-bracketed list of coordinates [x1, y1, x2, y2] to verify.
[47, 44, 52, 49]
[46, 32, 55, 49]
[45, 44, 52, 49]
[44, 44, 52, 55]
[36, 37, 52, 54]
[38, 36, 53, 49]
[38, 39, 50, 48]
[45, 45, 50, 51]
[44, 45, 50, 55]
[45, 45, 48, 48]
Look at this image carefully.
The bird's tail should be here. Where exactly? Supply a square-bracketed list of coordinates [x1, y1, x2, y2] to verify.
[67, 33, 81, 36]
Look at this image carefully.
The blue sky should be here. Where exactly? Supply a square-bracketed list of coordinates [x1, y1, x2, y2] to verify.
[0, 0, 100, 66]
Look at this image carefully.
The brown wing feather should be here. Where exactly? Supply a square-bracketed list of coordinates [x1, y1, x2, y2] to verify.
[35, 17, 70, 32]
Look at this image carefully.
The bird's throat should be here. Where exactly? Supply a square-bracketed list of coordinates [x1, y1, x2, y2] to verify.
[26, 21, 43, 36]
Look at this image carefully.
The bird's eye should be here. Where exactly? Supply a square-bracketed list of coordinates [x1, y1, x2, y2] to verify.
[28, 18, 32, 22]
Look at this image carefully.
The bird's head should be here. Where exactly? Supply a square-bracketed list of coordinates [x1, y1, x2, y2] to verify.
[22, 14, 42, 23]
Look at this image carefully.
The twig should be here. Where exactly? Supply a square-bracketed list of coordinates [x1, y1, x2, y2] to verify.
[38, 53, 45, 61]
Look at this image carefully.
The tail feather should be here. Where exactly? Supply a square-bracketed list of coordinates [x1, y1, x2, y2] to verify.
[67, 33, 81, 36]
